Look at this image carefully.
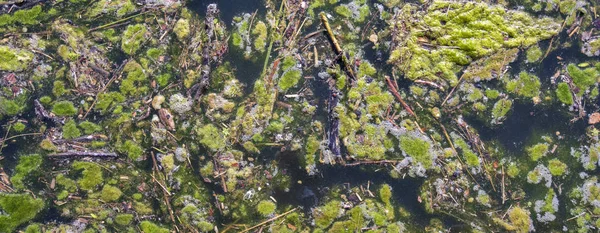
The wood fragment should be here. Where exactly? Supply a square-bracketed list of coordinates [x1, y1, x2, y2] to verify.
[48, 151, 118, 158]
[319, 12, 356, 82]
[384, 75, 415, 117]
[240, 208, 298, 233]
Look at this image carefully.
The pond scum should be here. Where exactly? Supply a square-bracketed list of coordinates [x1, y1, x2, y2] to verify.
[1, 0, 600, 232]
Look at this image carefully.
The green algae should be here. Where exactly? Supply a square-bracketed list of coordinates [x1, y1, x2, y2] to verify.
[505, 72, 541, 98]
[278, 69, 302, 91]
[10, 154, 43, 190]
[196, 124, 226, 151]
[390, 1, 559, 84]
[100, 185, 122, 202]
[73, 161, 104, 191]
[256, 200, 276, 217]
[0, 194, 45, 233]
[119, 140, 144, 160]
[252, 21, 268, 52]
[0, 46, 34, 71]
[63, 120, 82, 139]
[567, 63, 599, 93]
[115, 213, 134, 225]
[526, 45, 543, 63]
[174, 19, 190, 41]
[52, 101, 78, 117]
[556, 82, 574, 105]
[491, 98, 512, 124]
[527, 143, 549, 161]
[121, 24, 148, 55]
[140, 221, 170, 233]
[399, 135, 433, 168]
[548, 158, 567, 176]
[12, 122, 26, 132]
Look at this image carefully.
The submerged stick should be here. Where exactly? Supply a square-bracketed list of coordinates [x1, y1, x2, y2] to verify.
[240, 208, 298, 233]
[48, 151, 118, 158]
[319, 12, 356, 82]
[384, 75, 415, 117]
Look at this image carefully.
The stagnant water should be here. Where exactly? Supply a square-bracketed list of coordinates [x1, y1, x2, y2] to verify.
[1, 0, 600, 232]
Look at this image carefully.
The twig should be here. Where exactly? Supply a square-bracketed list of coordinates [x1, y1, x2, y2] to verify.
[441, 73, 465, 106]
[88, 12, 147, 32]
[344, 160, 400, 166]
[240, 208, 298, 233]
[384, 75, 415, 117]
[80, 59, 127, 119]
[48, 151, 118, 158]
[319, 12, 356, 82]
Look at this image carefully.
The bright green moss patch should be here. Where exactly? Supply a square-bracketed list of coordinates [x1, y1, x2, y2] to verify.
[548, 158, 567, 176]
[196, 124, 226, 151]
[0, 193, 45, 233]
[115, 213, 134, 225]
[505, 72, 541, 98]
[96, 92, 126, 113]
[278, 69, 302, 91]
[556, 82, 574, 105]
[52, 101, 77, 116]
[491, 99, 512, 124]
[256, 200, 276, 217]
[174, 18, 190, 41]
[507, 163, 520, 178]
[73, 161, 104, 191]
[252, 21, 267, 52]
[399, 135, 433, 168]
[10, 154, 43, 190]
[139, 221, 169, 233]
[314, 200, 340, 229]
[12, 122, 26, 132]
[63, 120, 81, 139]
[0, 5, 43, 27]
[390, 2, 559, 83]
[526, 45, 543, 63]
[0, 46, 34, 71]
[79, 121, 101, 134]
[100, 185, 122, 202]
[567, 63, 599, 92]
[121, 24, 147, 55]
[0, 97, 25, 116]
[379, 184, 393, 205]
[527, 143, 549, 161]
[52, 81, 66, 97]
[119, 140, 144, 160]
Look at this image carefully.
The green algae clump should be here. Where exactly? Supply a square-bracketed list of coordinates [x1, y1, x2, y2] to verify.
[196, 124, 226, 151]
[73, 161, 104, 191]
[390, 1, 559, 83]
[52, 101, 77, 116]
[63, 120, 81, 139]
[252, 21, 268, 52]
[10, 154, 43, 190]
[119, 140, 144, 160]
[100, 185, 123, 202]
[527, 143, 549, 161]
[556, 82, 574, 105]
[139, 221, 170, 233]
[508, 207, 532, 233]
[121, 24, 147, 55]
[505, 72, 541, 98]
[526, 45, 543, 63]
[567, 63, 599, 92]
[174, 18, 190, 41]
[399, 135, 433, 168]
[491, 99, 512, 124]
[548, 158, 567, 176]
[278, 69, 302, 91]
[0, 194, 45, 232]
[256, 200, 276, 217]
[0, 46, 34, 71]
[115, 213, 134, 225]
